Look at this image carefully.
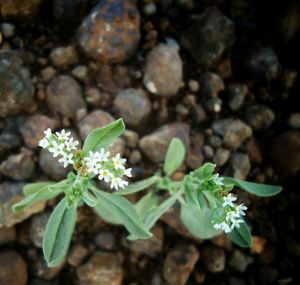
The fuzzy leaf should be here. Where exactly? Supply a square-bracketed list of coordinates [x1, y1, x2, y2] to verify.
[23, 182, 56, 196]
[135, 192, 159, 220]
[194, 163, 216, 180]
[228, 222, 253, 247]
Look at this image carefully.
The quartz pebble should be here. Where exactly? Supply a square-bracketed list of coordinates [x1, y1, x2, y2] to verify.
[50, 46, 78, 70]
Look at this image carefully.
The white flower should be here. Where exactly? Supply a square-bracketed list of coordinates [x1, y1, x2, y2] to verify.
[214, 174, 224, 186]
[230, 218, 244, 230]
[39, 137, 49, 149]
[112, 153, 126, 170]
[123, 168, 132, 177]
[98, 148, 110, 162]
[49, 141, 65, 157]
[58, 153, 74, 168]
[98, 169, 113, 183]
[110, 177, 128, 190]
[84, 151, 101, 174]
[65, 137, 79, 151]
[213, 221, 231, 233]
[235, 204, 247, 217]
[55, 129, 71, 141]
[44, 128, 52, 139]
[222, 193, 237, 207]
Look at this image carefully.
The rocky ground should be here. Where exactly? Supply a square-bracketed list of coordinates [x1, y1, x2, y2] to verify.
[0, 0, 300, 284]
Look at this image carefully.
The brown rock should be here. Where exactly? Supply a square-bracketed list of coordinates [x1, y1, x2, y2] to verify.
[50, 46, 78, 70]
[68, 243, 90, 267]
[29, 211, 51, 248]
[0, 0, 42, 19]
[0, 227, 16, 246]
[202, 246, 226, 273]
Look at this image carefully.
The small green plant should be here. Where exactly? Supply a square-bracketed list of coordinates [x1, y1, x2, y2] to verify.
[12, 119, 282, 267]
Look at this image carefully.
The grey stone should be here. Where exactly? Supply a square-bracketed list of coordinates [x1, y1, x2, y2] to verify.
[202, 246, 226, 273]
[245, 105, 275, 130]
[50, 46, 78, 70]
[226, 153, 251, 180]
[29, 212, 51, 248]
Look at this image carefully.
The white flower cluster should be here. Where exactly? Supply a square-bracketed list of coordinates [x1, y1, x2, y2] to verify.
[212, 193, 247, 233]
[84, 150, 132, 190]
[39, 129, 79, 168]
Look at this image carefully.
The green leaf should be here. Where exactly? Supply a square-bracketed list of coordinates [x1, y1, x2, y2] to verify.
[82, 190, 97, 207]
[180, 202, 222, 239]
[228, 222, 253, 247]
[135, 192, 159, 220]
[203, 190, 218, 209]
[82, 118, 125, 153]
[116, 176, 160, 196]
[43, 198, 77, 267]
[163, 138, 186, 176]
[90, 184, 152, 239]
[144, 194, 178, 230]
[23, 182, 56, 196]
[224, 177, 282, 197]
[194, 163, 216, 180]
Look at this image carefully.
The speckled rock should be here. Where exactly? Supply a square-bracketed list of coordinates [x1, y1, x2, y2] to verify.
[202, 246, 226, 273]
[77, 0, 140, 63]
[78, 110, 114, 140]
[140, 123, 190, 163]
[163, 244, 199, 285]
[246, 47, 280, 81]
[114, 89, 151, 128]
[0, 182, 46, 227]
[181, 7, 235, 68]
[46, 75, 86, 119]
[143, 43, 183, 97]
[0, 227, 16, 245]
[270, 131, 300, 176]
[199, 72, 225, 98]
[77, 252, 124, 285]
[0, 0, 42, 19]
[0, 152, 34, 180]
[245, 105, 275, 130]
[29, 212, 51, 248]
[226, 153, 251, 180]
[0, 250, 27, 285]
[0, 51, 34, 117]
[50, 46, 78, 70]
[20, 114, 57, 149]
[39, 149, 71, 180]
[227, 83, 248, 111]
[68, 243, 90, 267]
[212, 118, 252, 149]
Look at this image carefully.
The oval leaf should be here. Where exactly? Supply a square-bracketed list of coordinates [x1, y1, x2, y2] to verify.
[228, 221, 253, 247]
[82, 118, 125, 153]
[163, 138, 186, 176]
[224, 177, 282, 197]
[135, 192, 159, 220]
[43, 198, 77, 267]
[23, 182, 56, 196]
[194, 163, 216, 180]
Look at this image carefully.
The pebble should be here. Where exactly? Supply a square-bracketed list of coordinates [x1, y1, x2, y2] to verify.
[0, 118, 22, 154]
[123, 130, 139, 148]
[0, 226, 16, 246]
[227, 83, 248, 111]
[246, 47, 280, 81]
[20, 114, 57, 149]
[129, 149, 142, 164]
[40, 67, 57, 83]
[245, 105, 275, 130]
[78, 110, 114, 140]
[251, 236, 266, 254]
[0, 250, 27, 285]
[95, 232, 116, 250]
[71, 65, 88, 82]
[143, 43, 183, 97]
[114, 89, 152, 128]
[213, 148, 230, 166]
[39, 148, 71, 180]
[1, 23, 15, 38]
[0, 51, 35, 116]
[0, 182, 46, 227]
[163, 244, 199, 285]
[77, 252, 124, 285]
[181, 7, 235, 68]
[212, 118, 252, 149]
[202, 246, 226, 273]
[50, 46, 78, 70]
[205, 97, 223, 113]
[203, 145, 214, 159]
[77, 0, 140, 63]
[0, 0, 42, 19]
[143, 3, 157, 15]
[67, 243, 90, 266]
[29, 212, 51, 248]
[199, 72, 225, 99]
[226, 153, 251, 180]
[139, 123, 190, 162]
[208, 135, 223, 148]
[245, 138, 263, 164]
[46, 75, 86, 119]
[270, 131, 300, 176]
[0, 152, 35, 180]
[188, 79, 200, 93]
[229, 250, 253, 272]
[288, 113, 300, 128]
[108, 137, 125, 157]
[85, 87, 103, 107]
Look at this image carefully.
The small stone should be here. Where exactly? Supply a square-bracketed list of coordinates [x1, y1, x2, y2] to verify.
[50, 46, 78, 70]
[227, 83, 248, 111]
[85, 87, 103, 107]
[108, 137, 125, 157]
[246, 47, 280, 81]
[211, 233, 232, 250]
[251, 236, 266, 254]
[288, 113, 300, 128]
[245, 105, 275, 130]
[163, 244, 199, 285]
[199, 72, 225, 99]
[143, 3, 157, 15]
[212, 118, 252, 149]
[188, 79, 200, 93]
[129, 150, 142, 164]
[41, 67, 57, 83]
[1, 23, 15, 38]
[213, 148, 230, 166]
[186, 148, 204, 169]
[143, 43, 183, 97]
[208, 135, 223, 148]
[140, 123, 190, 163]
[0, 51, 35, 116]
[226, 153, 251, 180]
[46, 75, 86, 119]
[39, 149, 71, 180]
[95, 232, 116, 250]
[114, 89, 152, 128]
[29, 212, 51, 248]
[71, 65, 88, 82]
[205, 97, 222, 113]
[77, 252, 124, 285]
[0, 227, 16, 245]
[0, 118, 22, 154]
[68, 243, 90, 266]
[0, 182, 46, 227]
[78, 110, 114, 140]
[0, 250, 27, 285]
[123, 130, 139, 148]
[245, 138, 262, 164]
[181, 7, 235, 68]
[77, 0, 140, 64]
[202, 246, 226, 273]
[229, 250, 253, 272]
[203, 145, 214, 159]
[0, 152, 34, 180]
[0, 0, 42, 19]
